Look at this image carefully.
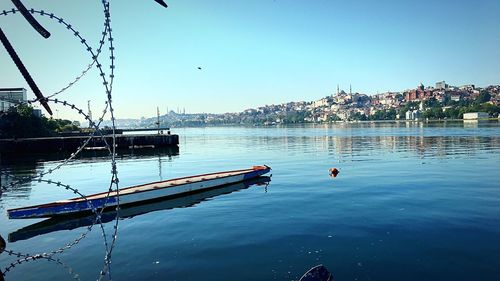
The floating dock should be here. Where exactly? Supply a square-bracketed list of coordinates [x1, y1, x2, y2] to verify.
[0, 134, 179, 153]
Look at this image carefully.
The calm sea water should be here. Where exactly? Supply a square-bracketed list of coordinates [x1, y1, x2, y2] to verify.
[1, 121, 500, 281]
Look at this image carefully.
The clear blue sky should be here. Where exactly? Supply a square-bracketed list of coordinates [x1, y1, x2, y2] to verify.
[1, 0, 499, 120]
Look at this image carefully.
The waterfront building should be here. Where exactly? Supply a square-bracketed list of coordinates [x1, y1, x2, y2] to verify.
[463, 112, 489, 120]
[0, 88, 27, 112]
[405, 110, 421, 120]
[405, 111, 412, 120]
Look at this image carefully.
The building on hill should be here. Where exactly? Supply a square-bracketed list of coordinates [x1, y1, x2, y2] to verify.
[405, 84, 426, 101]
[436, 81, 448, 90]
[460, 84, 475, 91]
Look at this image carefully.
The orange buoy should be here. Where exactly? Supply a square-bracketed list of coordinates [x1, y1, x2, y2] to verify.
[329, 168, 339, 178]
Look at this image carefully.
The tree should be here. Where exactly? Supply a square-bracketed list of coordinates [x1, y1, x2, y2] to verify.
[16, 104, 34, 117]
[350, 112, 368, 121]
[424, 98, 440, 108]
[369, 109, 397, 120]
[328, 114, 341, 122]
[0, 105, 82, 138]
[475, 91, 491, 104]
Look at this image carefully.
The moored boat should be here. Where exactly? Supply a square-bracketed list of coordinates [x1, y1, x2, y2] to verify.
[7, 165, 271, 219]
[9, 176, 271, 242]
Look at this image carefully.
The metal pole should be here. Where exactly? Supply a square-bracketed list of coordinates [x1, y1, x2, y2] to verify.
[0, 27, 53, 115]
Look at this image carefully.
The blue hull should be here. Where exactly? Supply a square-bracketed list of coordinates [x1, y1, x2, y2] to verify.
[8, 166, 271, 219]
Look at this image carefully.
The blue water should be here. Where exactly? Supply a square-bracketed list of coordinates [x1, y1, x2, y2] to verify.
[1, 121, 500, 281]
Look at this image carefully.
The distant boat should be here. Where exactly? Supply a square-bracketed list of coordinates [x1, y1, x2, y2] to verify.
[7, 165, 271, 219]
[9, 176, 271, 242]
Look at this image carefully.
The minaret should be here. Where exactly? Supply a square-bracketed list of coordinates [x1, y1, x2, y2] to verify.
[350, 84, 352, 95]
[87, 100, 92, 128]
[156, 106, 160, 134]
[337, 84, 339, 96]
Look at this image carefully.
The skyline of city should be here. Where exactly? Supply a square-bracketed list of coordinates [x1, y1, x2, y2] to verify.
[1, 80, 498, 122]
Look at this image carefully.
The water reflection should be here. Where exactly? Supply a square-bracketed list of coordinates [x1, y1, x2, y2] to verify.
[9, 176, 270, 242]
[0, 147, 180, 201]
[0, 146, 179, 166]
[192, 122, 499, 162]
[1, 124, 499, 281]
[244, 134, 499, 160]
[323, 135, 500, 159]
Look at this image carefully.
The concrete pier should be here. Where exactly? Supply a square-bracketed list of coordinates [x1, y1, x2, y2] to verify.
[0, 134, 179, 153]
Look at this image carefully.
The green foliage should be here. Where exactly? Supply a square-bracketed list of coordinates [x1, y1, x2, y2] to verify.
[422, 107, 445, 119]
[16, 104, 34, 117]
[424, 98, 440, 108]
[0, 105, 81, 138]
[480, 103, 500, 116]
[439, 103, 499, 119]
[349, 112, 368, 121]
[283, 110, 310, 123]
[328, 114, 341, 122]
[405, 101, 420, 110]
[399, 101, 419, 118]
[43, 118, 79, 132]
[475, 91, 491, 104]
[369, 109, 397, 120]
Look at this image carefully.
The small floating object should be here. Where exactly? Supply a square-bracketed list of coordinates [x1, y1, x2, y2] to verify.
[197, 67, 202, 70]
[299, 264, 333, 281]
[7, 165, 271, 219]
[329, 168, 339, 178]
[0, 234, 5, 254]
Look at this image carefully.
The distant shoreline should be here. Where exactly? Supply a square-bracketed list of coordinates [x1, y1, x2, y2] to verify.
[137, 118, 499, 129]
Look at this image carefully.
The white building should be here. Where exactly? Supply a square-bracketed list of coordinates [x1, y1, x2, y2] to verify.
[312, 97, 331, 108]
[0, 88, 27, 112]
[436, 81, 448, 90]
[460, 84, 475, 91]
[463, 112, 489, 120]
[405, 110, 421, 120]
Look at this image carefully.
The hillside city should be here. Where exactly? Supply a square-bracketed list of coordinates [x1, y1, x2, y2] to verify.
[4, 82, 497, 131]
[118, 81, 500, 128]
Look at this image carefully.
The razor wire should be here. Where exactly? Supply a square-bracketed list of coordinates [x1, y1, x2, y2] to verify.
[2, 252, 82, 281]
[0, 1, 126, 280]
[0, 2, 112, 102]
